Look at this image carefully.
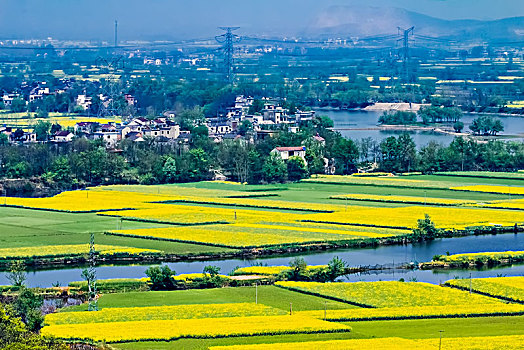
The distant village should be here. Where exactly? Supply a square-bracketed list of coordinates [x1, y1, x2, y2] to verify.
[0, 87, 318, 165]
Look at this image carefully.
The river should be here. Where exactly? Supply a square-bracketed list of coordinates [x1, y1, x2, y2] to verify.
[2, 233, 522, 288]
[319, 109, 524, 147]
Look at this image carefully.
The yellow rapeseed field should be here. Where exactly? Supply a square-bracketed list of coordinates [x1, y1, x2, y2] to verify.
[233, 265, 327, 276]
[0, 244, 159, 258]
[209, 335, 524, 350]
[296, 303, 524, 321]
[4, 189, 176, 212]
[303, 205, 524, 229]
[46, 303, 285, 325]
[451, 185, 524, 195]
[101, 204, 305, 226]
[109, 222, 393, 248]
[210, 337, 426, 350]
[276, 281, 502, 307]
[436, 251, 524, 263]
[41, 315, 351, 342]
[331, 194, 476, 206]
[446, 277, 524, 302]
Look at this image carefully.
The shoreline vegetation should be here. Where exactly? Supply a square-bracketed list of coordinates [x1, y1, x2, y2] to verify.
[419, 251, 524, 270]
[0, 225, 521, 271]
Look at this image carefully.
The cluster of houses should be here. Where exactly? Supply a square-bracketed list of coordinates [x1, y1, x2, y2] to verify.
[1, 80, 73, 107]
[205, 95, 316, 141]
[61, 116, 189, 147]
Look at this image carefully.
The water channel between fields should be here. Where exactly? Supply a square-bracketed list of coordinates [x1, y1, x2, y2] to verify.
[321, 109, 524, 147]
[1, 233, 522, 288]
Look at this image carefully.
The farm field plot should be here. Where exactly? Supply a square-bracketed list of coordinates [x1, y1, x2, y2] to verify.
[3, 189, 179, 212]
[430, 251, 524, 266]
[2, 174, 524, 266]
[63, 286, 354, 312]
[111, 316, 524, 349]
[296, 303, 524, 321]
[99, 204, 307, 226]
[233, 265, 327, 276]
[451, 185, 524, 195]
[209, 335, 524, 350]
[42, 315, 351, 342]
[46, 303, 286, 325]
[0, 244, 160, 259]
[303, 205, 524, 229]
[0, 207, 235, 256]
[276, 281, 504, 307]
[445, 276, 524, 303]
[331, 193, 477, 206]
[108, 222, 394, 248]
[44, 286, 354, 343]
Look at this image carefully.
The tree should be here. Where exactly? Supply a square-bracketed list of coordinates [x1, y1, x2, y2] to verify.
[49, 156, 72, 185]
[162, 156, 177, 183]
[50, 123, 62, 135]
[263, 153, 287, 183]
[469, 116, 505, 135]
[453, 121, 464, 133]
[238, 120, 253, 136]
[145, 265, 175, 290]
[12, 287, 44, 332]
[1, 305, 67, 349]
[378, 111, 417, 125]
[326, 256, 348, 282]
[203, 265, 220, 277]
[0, 133, 8, 145]
[33, 121, 51, 141]
[331, 137, 359, 174]
[288, 257, 307, 280]
[287, 156, 308, 181]
[13, 128, 24, 141]
[397, 133, 417, 172]
[7, 260, 26, 287]
[412, 214, 442, 241]
[10, 98, 26, 113]
[248, 99, 264, 115]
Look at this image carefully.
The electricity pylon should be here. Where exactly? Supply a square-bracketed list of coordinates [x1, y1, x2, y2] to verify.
[397, 26, 414, 82]
[86, 233, 98, 311]
[215, 27, 241, 83]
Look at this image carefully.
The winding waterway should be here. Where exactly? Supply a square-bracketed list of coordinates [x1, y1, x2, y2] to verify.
[320, 109, 524, 147]
[3, 233, 522, 288]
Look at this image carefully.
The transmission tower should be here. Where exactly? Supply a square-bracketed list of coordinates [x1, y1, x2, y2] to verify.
[397, 26, 414, 82]
[215, 27, 241, 83]
[95, 55, 125, 118]
[87, 233, 98, 311]
[114, 20, 118, 47]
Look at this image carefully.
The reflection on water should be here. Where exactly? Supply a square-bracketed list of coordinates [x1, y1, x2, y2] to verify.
[2, 233, 522, 287]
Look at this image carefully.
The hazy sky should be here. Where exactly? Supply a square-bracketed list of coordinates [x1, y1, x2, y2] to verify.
[1, 0, 523, 40]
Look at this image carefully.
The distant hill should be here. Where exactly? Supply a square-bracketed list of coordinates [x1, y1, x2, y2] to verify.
[303, 6, 524, 42]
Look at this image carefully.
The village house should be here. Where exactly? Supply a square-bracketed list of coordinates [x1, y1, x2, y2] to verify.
[51, 130, 75, 143]
[271, 146, 307, 164]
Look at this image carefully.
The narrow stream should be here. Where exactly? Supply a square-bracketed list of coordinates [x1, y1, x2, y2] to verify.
[2, 233, 522, 287]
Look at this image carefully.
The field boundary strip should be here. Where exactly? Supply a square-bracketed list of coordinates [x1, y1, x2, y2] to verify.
[155, 200, 336, 213]
[274, 283, 375, 308]
[97, 213, 230, 226]
[444, 283, 524, 304]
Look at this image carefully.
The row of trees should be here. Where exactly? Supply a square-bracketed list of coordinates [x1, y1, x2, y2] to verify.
[1, 130, 523, 195]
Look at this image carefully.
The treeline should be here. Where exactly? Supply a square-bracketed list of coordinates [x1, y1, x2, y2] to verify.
[0, 115, 358, 195]
[2, 131, 524, 197]
[378, 107, 504, 135]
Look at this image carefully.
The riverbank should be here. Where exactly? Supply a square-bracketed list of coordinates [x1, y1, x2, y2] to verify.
[1, 225, 521, 271]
